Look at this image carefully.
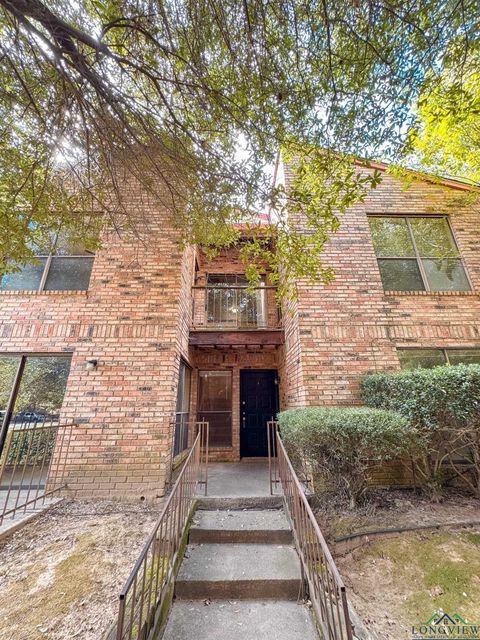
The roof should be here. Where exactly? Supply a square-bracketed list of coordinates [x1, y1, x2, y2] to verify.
[232, 212, 272, 230]
[273, 151, 480, 193]
[354, 158, 480, 193]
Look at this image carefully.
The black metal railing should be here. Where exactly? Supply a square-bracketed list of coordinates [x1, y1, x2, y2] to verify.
[191, 285, 281, 329]
[268, 421, 354, 640]
[0, 418, 74, 526]
[108, 421, 209, 640]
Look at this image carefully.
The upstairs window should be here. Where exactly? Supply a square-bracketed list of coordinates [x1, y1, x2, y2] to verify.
[0, 234, 94, 292]
[398, 348, 480, 369]
[368, 216, 470, 292]
[206, 274, 267, 328]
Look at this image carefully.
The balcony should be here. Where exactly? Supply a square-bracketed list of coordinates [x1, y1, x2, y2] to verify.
[190, 284, 284, 347]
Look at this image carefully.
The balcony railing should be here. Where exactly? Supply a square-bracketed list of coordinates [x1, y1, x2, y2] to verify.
[191, 285, 281, 330]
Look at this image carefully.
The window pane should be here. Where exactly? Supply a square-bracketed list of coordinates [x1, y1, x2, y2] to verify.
[0, 356, 20, 418]
[207, 274, 262, 327]
[173, 413, 189, 456]
[53, 231, 94, 256]
[198, 371, 232, 446]
[44, 257, 94, 291]
[183, 365, 191, 412]
[12, 356, 71, 422]
[409, 217, 458, 257]
[237, 290, 258, 327]
[377, 259, 425, 291]
[398, 349, 446, 369]
[422, 258, 470, 292]
[176, 361, 191, 413]
[369, 217, 414, 257]
[200, 412, 232, 447]
[446, 349, 480, 366]
[207, 287, 238, 325]
[198, 371, 232, 411]
[0, 260, 46, 291]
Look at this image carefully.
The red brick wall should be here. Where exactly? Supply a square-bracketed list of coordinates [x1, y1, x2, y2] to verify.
[281, 161, 480, 406]
[3, 159, 478, 495]
[0, 175, 195, 500]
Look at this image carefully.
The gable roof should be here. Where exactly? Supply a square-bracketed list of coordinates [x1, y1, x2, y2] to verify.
[354, 158, 480, 193]
[274, 151, 480, 193]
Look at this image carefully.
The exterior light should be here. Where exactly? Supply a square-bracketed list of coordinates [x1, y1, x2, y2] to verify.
[86, 359, 98, 371]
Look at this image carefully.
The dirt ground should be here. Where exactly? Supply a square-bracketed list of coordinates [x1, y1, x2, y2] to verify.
[0, 499, 159, 640]
[337, 527, 480, 639]
[314, 489, 480, 540]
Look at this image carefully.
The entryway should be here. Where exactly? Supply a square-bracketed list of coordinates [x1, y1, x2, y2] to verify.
[240, 369, 278, 457]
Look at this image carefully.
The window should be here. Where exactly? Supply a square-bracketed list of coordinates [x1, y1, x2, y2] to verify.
[0, 234, 94, 292]
[369, 216, 470, 292]
[397, 348, 480, 369]
[206, 274, 267, 328]
[0, 354, 72, 425]
[198, 370, 232, 447]
[173, 360, 192, 457]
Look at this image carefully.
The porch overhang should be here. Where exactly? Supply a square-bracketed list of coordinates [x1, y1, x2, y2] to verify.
[189, 329, 284, 348]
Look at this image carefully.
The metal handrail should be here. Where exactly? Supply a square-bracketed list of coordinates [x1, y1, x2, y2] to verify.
[0, 419, 74, 526]
[268, 421, 354, 640]
[111, 421, 208, 640]
[191, 285, 282, 330]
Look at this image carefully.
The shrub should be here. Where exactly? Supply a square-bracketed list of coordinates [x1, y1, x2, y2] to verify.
[278, 406, 418, 508]
[361, 364, 480, 499]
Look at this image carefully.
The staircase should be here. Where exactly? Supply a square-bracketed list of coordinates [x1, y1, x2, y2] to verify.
[163, 503, 318, 640]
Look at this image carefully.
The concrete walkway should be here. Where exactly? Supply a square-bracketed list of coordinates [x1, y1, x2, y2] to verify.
[197, 460, 283, 509]
[203, 461, 271, 497]
[165, 461, 318, 640]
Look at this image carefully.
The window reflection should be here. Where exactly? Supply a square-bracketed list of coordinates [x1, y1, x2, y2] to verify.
[198, 371, 232, 447]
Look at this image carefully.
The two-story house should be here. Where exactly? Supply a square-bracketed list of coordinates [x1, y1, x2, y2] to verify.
[1, 160, 479, 499]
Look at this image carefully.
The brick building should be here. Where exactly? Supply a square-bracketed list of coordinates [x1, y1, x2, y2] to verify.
[1, 160, 479, 499]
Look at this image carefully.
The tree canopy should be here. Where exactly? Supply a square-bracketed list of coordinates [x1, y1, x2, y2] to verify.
[0, 0, 478, 290]
[409, 45, 480, 185]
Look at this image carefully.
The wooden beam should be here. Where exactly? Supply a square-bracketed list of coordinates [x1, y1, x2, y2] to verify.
[189, 329, 284, 347]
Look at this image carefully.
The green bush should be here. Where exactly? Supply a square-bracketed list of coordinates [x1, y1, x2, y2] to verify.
[361, 364, 480, 498]
[278, 406, 418, 508]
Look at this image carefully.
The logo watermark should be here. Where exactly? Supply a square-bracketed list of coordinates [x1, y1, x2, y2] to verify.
[412, 612, 480, 639]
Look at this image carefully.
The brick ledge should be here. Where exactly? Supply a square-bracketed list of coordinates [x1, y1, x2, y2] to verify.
[384, 290, 479, 297]
[0, 290, 88, 296]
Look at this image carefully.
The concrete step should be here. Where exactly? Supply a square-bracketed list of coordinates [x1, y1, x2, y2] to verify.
[163, 600, 317, 640]
[196, 496, 283, 510]
[190, 509, 292, 544]
[175, 543, 302, 600]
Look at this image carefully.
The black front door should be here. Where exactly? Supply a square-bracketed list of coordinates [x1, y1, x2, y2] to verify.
[240, 369, 278, 457]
